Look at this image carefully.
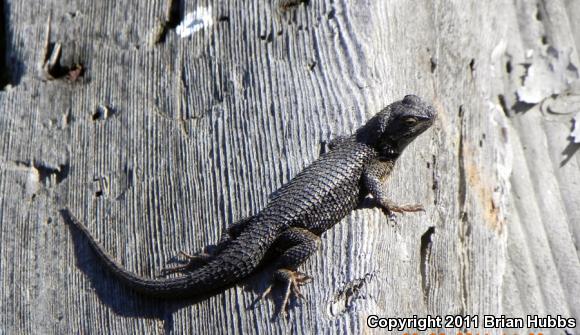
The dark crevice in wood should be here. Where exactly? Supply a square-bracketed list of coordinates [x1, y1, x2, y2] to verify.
[560, 119, 580, 166]
[327, 8, 336, 20]
[498, 94, 510, 117]
[259, 32, 273, 43]
[420, 226, 435, 305]
[92, 105, 114, 121]
[0, 0, 12, 89]
[567, 61, 578, 74]
[456, 105, 472, 320]
[512, 63, 536, 113]
[44, 43, 68, 78]
[431, 155, 438, 200]
[512, 99, 536, 113]
[536, 2, 543, 21]
[430, 57, 437, 73]
[457, 105, 467, 213]
[458, 209, 470, 319]
[307, 60, 316, 71]
[468, 58, 475, 73]
[279, 0, 309, 13]
[561, 142, 580, 166]
[456, 105, 473, 318]
[156, 0, 183, 44]
[43, 42, 85, 81]
[519, 62, 531, 84]
[166, 0, 182, 28]
[457, 112, 471, 320]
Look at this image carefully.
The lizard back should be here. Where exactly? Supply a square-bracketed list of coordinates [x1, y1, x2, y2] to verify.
[263, 141, 377, 234]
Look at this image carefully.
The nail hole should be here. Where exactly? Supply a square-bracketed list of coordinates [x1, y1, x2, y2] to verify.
[469, 59, 475, 72]
[430, 57, 437, 73]
[92, 105, 113, 121]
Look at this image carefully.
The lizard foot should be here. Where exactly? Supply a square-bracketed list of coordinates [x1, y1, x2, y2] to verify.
[251, 269, 312, 319]
[159, 251, 212, 276]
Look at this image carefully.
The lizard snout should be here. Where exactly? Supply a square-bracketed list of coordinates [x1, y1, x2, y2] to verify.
[402, 94, 436, 120]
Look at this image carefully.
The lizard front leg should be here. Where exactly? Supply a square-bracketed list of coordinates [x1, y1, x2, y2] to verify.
[252, 227, 320, 318]
[362, 158, 424, 218]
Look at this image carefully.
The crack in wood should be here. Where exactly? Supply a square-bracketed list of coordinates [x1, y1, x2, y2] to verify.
[420, 226, 435, 306]
[41, 16, 85, 81]
[497, 94, 510, 118]
[456, 104, 471, 320]
[457, 105, 467, 213]
[42, 42, 85, 81]
[469, 58, 476, 74]
[0, 0, 12, 89]
[152, 0, 183, 44]
[279, 0, 309, 13]
[430, 57, 437, 73]
[430, 155, 439, 204]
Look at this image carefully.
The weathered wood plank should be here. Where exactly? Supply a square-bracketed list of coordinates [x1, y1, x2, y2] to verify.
[0, 0, 578, 334]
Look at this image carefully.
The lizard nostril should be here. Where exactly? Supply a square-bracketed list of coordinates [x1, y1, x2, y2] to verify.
[402, 95, 422, 106]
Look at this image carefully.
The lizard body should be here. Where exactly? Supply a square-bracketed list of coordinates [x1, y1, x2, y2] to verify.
[62, 94, 436, 314]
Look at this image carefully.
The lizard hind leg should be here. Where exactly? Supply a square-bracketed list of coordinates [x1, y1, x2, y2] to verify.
[251, 227, 320, 319]
[160, 216, 256, 276]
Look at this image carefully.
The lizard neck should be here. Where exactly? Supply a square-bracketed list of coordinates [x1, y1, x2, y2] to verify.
[354, 128, 400, 160]
[354, 124, 400, 156]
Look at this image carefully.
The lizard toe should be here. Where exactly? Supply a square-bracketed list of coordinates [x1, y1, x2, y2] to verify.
[158, 251, 212, 276]
[252, 269, 312, 318]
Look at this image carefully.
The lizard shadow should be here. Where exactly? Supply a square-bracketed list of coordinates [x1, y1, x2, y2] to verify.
[62, 211, 281, 325]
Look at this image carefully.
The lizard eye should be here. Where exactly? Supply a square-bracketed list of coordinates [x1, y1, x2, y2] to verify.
[403, 117, 418, 126]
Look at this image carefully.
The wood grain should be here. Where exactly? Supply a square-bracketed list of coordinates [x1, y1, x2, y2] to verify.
[0, 0, 578, 334]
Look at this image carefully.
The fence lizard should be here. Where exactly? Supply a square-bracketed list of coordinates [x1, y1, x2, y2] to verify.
[61, 94, 437, 317]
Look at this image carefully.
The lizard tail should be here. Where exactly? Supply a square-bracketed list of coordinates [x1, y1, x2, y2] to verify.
[60, 208, 283, 298]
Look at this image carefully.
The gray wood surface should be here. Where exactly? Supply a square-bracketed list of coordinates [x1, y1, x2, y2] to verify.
[0, 0, 578, 334]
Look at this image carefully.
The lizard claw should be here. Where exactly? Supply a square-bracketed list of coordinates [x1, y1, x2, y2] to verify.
[159, 251, 212, 276]
[251, 269, 312, 319]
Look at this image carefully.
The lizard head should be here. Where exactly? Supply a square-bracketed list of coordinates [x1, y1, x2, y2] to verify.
[357, 95, 436, 155]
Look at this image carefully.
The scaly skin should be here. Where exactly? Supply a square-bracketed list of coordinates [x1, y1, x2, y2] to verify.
[61, 94, 437, 315]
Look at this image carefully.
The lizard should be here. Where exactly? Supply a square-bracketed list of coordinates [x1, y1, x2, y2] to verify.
[60, 94, 437, 317]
